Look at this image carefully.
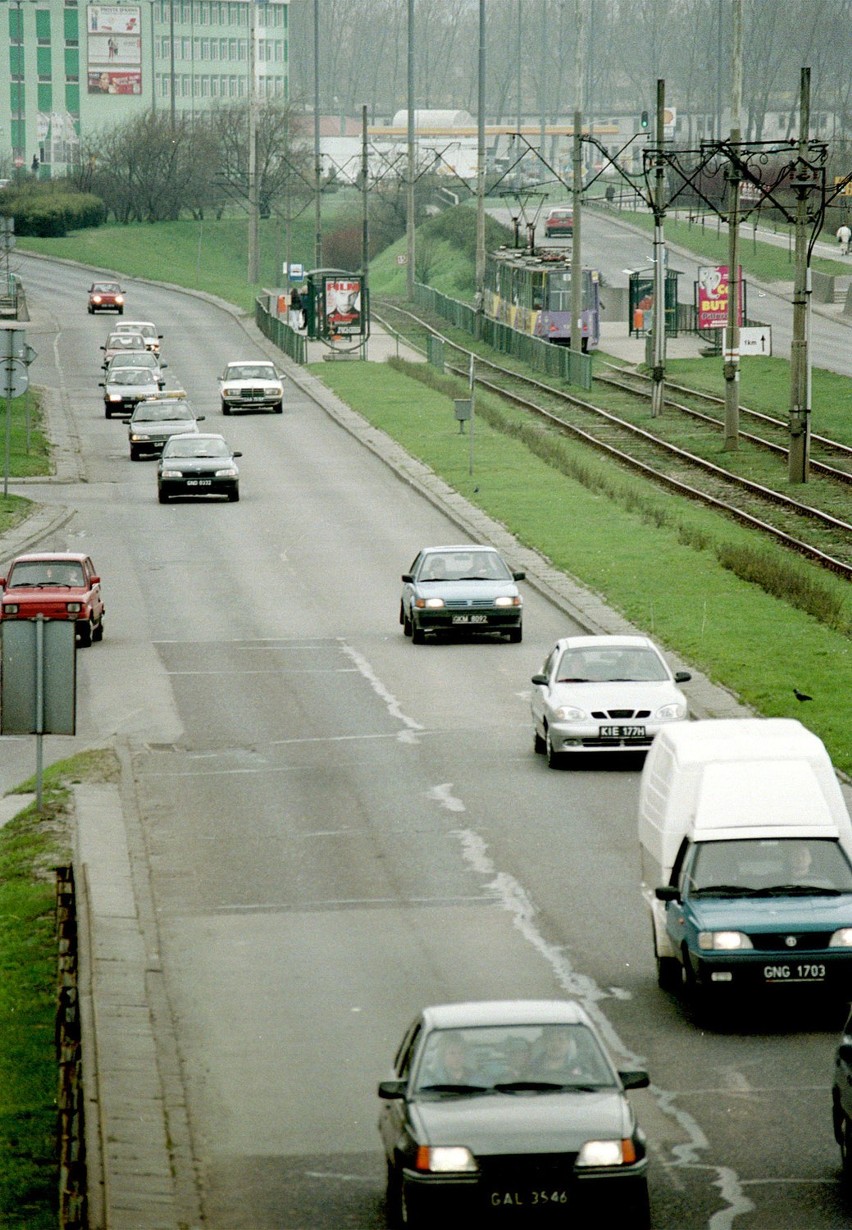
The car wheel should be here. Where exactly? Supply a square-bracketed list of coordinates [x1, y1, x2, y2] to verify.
[545, 728, 563, 769]
[105, 407, 113, 418]
[77, 621, 92, 649]
[118, 307, 124, 315]
[88, 306, 93, 314]
[129, 447, 139, 460]
[840, 1112, 852, 1178]
[411, 623, 426, 645]
[92, 615, 104, 643]
[222, 401, 231, 415]
[399, 1178, 425, 1229]
[401, 603, 412, 637]
[158, 489, 169, 504]
[656, 942, 680, 992]
[533, 727, 546, 754]
[507, 625, 522, 643]
[623, 1183, 651, 1230]
[273, 400, 283, 413]
[227, 488, 240, 502]
[385, 1162, 403, 1227]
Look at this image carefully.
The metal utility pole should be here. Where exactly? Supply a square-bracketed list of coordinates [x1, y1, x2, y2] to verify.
[247, 0, 259, 285]
[569, 0, 585, 358]
[651, 78, 667, 418]
[361, 102, 370, 360]
[313, 0, 322, 269]
[474, 0, 486, 336]
[723, 0, 743, 450]
[406, 0, 415, 300]
[789, 68, 812, 484]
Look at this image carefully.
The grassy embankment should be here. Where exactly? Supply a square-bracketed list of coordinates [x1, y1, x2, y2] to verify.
[0, 751, 119, 1230]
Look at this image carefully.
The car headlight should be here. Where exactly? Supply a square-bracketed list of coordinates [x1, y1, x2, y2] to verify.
[576, 1139, 637, 1168]
[160, 468, 181, 478]
[130, 433, 151, 442]
[494, 595, 522, 607]
[109, 393, 123, 402]
[214, 467, 239, 478]
[4, 603, 19, 614]
[263, 385, 281, 395]
[91, 296, 102, 304]
[223, 387, 238, 396]
[554, 706, 587, 720]
[414, 1145, 477, 1174]
[656, 702, 687, 720]
[829, 929, 852, 948]
[66, 603, 82, 613]
[415, 597, 445, 609]
[698, 931, 753, 951]
[115, 296, 124, 305]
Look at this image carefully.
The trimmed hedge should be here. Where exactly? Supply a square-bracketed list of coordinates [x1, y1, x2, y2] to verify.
[0, 188, 105, 236]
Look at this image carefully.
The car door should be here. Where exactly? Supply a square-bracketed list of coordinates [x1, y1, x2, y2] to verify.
[531, 646, 558, 733]
[378, 1018, 422, 1160]
[83, 557, 104, 621]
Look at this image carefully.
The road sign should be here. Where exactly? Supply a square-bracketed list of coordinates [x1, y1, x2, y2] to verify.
[2, 358, 29, 397]
[725, 326, 772, 358]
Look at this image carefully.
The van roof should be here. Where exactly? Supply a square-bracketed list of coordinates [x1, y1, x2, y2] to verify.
[655, 718, 828, 767]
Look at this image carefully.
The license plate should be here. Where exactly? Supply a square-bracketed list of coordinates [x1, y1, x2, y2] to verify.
[489, 1189, 569, 1210]
[452, 614, 488, 625]
[186, 479, 212, 487]
[599, 725, 646, 738]
[763, 962, 826, 983]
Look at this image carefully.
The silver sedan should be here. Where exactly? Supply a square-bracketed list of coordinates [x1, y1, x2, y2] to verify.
[531, 635, 691, 767]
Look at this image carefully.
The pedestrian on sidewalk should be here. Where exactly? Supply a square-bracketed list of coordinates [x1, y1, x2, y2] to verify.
[836, 222, 851, 255]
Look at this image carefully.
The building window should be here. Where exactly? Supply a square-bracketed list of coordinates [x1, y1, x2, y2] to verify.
[37, 47, 52, 76]
[37, 82, 52, 109]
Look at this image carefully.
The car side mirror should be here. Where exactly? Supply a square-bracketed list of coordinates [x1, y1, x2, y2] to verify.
[161, 362, 168, 369]
[401, 574, 413, 583]
[513, 571, 526, 581]
[531, 673, 548, 686]
[674, 671, 692, 683]
[377, 1080, 407, 1101]
[618, 1069, 649, 1091]
[0, 577, 6, 588]
[655, 885, 679, 903]
[98, 383, 104, 388]
[90, 576, 100, 585]
[197, 415, 205, 421]
[233, 451, 243, 458]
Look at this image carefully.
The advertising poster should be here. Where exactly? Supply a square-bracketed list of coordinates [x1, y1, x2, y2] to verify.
[697, 265, 742, 331]
[324, 277, 362, 337]
[87, 5, 142, 95]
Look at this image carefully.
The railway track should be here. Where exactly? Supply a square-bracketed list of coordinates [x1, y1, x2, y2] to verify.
[374, 300, 852, 581]
[596, 364, 852, 486]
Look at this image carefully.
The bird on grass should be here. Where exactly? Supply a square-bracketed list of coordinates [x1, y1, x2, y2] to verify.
[793, 688, 813, 702]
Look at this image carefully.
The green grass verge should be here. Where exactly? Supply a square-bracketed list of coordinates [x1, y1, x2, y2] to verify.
[0, 749, 119, 1229]
[310, 359, 851, 777]
[0, 392, 53, 538]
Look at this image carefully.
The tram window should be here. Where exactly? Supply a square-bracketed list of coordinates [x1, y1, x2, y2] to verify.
[531, 272, 544, 311]
[548, 271, 571, 311]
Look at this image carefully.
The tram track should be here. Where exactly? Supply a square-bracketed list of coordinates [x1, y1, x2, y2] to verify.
[374, 300, 852, 581]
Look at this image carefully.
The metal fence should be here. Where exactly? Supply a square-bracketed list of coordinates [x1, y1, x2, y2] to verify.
[255, 298, 307, 365]
[412, 283, 594, 391]
[57, 865, 86, 1230]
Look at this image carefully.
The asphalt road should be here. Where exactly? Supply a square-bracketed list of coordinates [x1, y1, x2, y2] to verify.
[6, 252, 852, 1229]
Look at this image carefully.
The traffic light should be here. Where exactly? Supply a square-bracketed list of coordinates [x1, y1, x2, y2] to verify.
[640, 110, 649, 130]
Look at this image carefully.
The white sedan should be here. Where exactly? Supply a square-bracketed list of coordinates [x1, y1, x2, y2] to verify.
[531, 635, 691, 767]
[218, 360, 284, 415]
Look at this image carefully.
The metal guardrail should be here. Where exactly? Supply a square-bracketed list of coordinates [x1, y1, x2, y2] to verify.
[412, 282, 594, 391]
[57, 865, 86, 1230]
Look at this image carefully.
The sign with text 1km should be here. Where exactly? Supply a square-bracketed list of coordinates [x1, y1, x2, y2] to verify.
[696, 265, 742, 330]
[725, 326, 772, 359]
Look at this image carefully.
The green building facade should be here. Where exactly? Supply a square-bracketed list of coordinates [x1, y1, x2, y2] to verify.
[0, 0, 289, 178]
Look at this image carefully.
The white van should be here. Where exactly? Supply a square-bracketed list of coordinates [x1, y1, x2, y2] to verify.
[638, 718, 852, 1008]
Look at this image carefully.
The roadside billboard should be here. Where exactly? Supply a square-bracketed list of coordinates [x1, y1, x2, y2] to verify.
[323, 276, 363, 339]
[696, 265, 743, 331]
[87, 5, 142, 95]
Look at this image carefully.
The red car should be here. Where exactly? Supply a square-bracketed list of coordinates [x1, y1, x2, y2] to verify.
[544, 208, 573, 239]
[88, 281, 125, 314]
[0, 552, 105, 646]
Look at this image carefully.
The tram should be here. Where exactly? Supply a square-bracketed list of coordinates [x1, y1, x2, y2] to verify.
[483, 247, 601, 350]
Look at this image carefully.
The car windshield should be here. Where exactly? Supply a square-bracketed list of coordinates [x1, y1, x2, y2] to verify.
[226, 364, 276, 380]
[92, 283, 120, 293]
[555, 646, 668, 683]
[108, 335, 144, 349]
[109, 354, 155, 369]
[686, 839, 852, 896]
[112, 370, 156, 386]
[414, 1024, 616, 1096]
[8, 561, 85, 587]
[418, 551, 512, 582]
[164, 438, 230, 459]
[134, 406, 192, 422]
